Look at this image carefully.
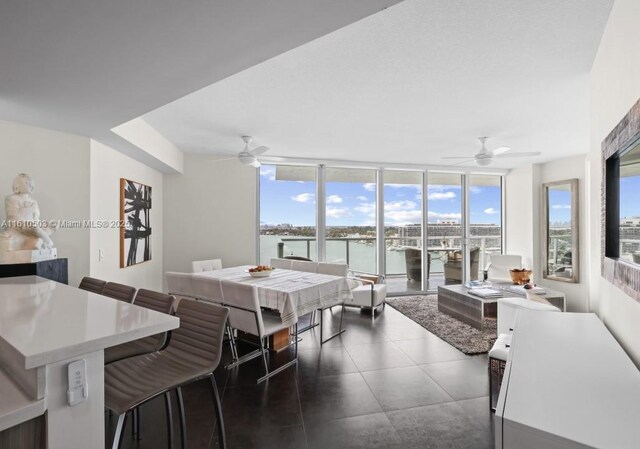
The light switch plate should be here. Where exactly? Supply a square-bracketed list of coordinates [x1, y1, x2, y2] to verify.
[67, 359, 88, 406]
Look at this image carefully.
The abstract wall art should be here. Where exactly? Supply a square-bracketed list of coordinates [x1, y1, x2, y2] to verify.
[120, 178, 152, 268]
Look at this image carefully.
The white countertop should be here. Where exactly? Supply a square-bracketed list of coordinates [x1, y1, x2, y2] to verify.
[503, 311, 640, 448]
[0, 367, 45, 432]
[0, 276, 179, 369]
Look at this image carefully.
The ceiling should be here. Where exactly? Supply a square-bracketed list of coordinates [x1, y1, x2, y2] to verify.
[0, 0, 402, 171]
[143, 0, 614, 169]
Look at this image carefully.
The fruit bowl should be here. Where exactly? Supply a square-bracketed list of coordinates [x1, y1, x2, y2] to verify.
[510, 269, 532, 285]
[247, 265, 274, 278]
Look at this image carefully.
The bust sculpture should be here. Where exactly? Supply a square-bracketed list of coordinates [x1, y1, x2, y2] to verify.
[0, 174, 57, 263]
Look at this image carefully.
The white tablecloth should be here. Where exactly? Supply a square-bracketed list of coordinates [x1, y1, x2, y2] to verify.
[196, 266, 352, 327]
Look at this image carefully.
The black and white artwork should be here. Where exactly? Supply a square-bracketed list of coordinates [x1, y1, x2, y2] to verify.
[120, 178, 152, 267]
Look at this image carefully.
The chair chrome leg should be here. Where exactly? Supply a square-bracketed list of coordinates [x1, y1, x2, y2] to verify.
[226, 324, 238, 362]
[260, 337, 270, 376]
[112, 413, 127, 449]
[164, 392, 174, 449]
[319, 303, 346, 345]
[177, 387, 188, 449]
[210, 375, 227, 449]
[131, 407, 140, 440]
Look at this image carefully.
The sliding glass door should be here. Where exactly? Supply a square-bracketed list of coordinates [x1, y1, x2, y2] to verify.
[468, 175, 503, 275]
[324, 167, 377, 273]
[259, 165, 317, 264]
[383, 170, 423, 294]
[426, 173, 464, 288]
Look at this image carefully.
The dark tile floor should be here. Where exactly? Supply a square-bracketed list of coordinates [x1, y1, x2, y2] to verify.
[106, 305, 494, 449]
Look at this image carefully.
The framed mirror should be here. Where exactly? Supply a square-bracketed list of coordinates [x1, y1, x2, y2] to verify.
[542, 179, 579, 283]
[602, 97, 640, 302]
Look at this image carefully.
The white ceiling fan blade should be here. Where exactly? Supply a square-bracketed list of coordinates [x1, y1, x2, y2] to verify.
[490, 146, 511, 156]
[442, 156, 476, 159]
[249, 145, 269, 156]
[443, 159, 476, 168]
[494, 152, 542, 158]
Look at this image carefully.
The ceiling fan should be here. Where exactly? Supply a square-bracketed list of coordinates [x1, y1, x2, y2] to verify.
[443, 137, 541, 166]
[210, 136, 269, 168]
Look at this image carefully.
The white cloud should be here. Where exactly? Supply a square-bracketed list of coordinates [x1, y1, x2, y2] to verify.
[484, 207, 499, 215]
[385, 200, 417, 211]
[470, 186, 483, 194]
[552, 204, 571, 210]
[326, 206, 352, 218]
[385, 210, 422, 224]
[363, 183, 376, 191]
[354, 202, 375, 215]
[259, 166, 276, 181]
[291, 193, 315, 203]
[428, 191, 456, 201]
[326, 195, 343, 204]
[356, 196, 368, 201]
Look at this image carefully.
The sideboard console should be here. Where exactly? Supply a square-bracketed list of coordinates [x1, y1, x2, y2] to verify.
[495, 311, 640, 449]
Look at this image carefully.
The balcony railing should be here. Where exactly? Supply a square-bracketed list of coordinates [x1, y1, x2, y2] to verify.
[273, 235, 502, 276]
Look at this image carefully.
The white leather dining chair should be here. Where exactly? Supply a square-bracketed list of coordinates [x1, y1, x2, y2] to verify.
[220, 280, 298, 383]
[191, 258, 223, 273]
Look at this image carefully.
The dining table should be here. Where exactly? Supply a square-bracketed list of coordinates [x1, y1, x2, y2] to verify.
[194, 265, 353, 328]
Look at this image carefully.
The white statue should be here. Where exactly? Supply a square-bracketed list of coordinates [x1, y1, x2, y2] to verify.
[0, 174, 57, 263]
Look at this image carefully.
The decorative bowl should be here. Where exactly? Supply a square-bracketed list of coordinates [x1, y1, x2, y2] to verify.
[246, 267, 274, 278]
[509, 269, 532, 285]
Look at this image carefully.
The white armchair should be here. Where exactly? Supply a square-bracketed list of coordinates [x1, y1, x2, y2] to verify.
[486, 254, 522, 282]
[346, 270, 387, 322]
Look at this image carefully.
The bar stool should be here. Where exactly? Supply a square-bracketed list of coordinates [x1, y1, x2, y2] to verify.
[102, 282, 137, 303]
[489, 333, 512, 412]
[105, 289, 176, 364]
[105, 298, 229, 449]
[78, 276, 106, 294]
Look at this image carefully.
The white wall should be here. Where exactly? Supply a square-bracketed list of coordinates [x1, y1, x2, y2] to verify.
[505, 164, 537, 269]
[163, 154, 256, 277]
[0, 120, 91, 286]
[589, 0, 640, 364]
[89, 140, 164, 290]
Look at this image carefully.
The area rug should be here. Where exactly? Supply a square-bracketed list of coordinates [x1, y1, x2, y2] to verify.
[386, 294, 497, 355]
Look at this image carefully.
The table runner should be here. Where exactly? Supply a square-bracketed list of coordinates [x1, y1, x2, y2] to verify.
[195, 266, 352, 327]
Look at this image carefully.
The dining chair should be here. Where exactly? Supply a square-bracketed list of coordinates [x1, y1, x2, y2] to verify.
[105, 298, 229, 449]
[104, 289, 176, 364]
[102, 282, 137, 303]
[220, 279, 298, 383]
[270, 258, 292, 270]
[165, 271, 196, 299]
[78, 276, 107, 294]
[290, 259, 318, 273]
[191, 258, 223, 273]
[316, 263, 348, 342]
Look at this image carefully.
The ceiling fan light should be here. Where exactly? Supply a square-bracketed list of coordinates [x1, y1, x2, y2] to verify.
[239, 153, 257, 166]
[475, 157, 492, 167]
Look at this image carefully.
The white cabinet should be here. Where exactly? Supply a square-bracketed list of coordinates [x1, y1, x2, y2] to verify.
[495, 311, 640, 449]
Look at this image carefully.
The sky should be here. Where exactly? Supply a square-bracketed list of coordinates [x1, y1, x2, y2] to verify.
[259, 165, 503, 227]
[620, 175, 640, 219]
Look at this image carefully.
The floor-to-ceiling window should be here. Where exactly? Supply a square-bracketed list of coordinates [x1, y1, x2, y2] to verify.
[259, 165, 317, 264]
[324, 167, 377, 273]
[426, 173, 463, 287]
[259, 164, 505, 293]
[383, 170, 423, 293]
[469, 175, 503, 274]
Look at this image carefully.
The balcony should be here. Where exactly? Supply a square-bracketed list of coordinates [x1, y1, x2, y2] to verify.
[261, 235, 501, 294]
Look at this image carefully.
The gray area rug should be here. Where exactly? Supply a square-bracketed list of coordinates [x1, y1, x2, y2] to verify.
[387, 294, 497, 355]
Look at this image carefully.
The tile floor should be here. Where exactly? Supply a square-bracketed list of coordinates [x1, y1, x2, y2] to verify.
[106, 304, 494, 449]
